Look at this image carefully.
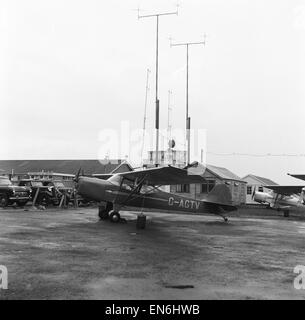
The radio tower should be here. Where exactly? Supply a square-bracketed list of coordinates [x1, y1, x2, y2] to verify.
[138, 6, 178, 166]
[141, 68, 150, 164]
[170, 35, 206, 165]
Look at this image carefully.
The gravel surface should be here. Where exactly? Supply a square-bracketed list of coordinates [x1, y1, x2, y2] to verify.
[0, 206, 305, 299]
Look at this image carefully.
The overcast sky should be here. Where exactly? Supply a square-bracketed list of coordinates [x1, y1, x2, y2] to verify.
[0, 0, 304, 184]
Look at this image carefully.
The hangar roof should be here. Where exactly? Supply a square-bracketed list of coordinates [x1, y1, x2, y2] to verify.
[242, 174, 278, 186]
[0, 159, 133, 175]
[0, 159, 244, 183]
[206, 164, 244, 182]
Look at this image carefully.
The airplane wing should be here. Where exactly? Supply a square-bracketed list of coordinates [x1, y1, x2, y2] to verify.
[117, 165, 206, 186]
[288, 174, 305, 182]
[265, 185, 305, 196]
[92, 161, 135, 180]
[92, 173, 114, 180]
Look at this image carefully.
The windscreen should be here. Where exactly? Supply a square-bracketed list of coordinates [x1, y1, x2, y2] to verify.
[0, 178, 12, 186]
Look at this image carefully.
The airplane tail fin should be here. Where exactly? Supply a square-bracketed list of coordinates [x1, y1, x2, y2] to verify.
[204, 184, 237, 212]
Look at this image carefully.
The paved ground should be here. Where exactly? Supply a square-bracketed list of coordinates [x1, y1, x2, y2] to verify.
[0, 206, 305, 300]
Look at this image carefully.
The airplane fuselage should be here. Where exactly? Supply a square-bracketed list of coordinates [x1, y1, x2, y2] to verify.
[254, 191, 305, 209]
[77, 176, 231, 215]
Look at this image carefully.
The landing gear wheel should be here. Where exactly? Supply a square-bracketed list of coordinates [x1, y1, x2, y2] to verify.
[220, 215, 228, 222]
[109, 210, 120, 223]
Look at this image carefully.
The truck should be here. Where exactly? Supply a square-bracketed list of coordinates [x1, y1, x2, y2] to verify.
[17, 179, 59, 206]
[0, 176, 31, 207]
[17, 179, 74, 206]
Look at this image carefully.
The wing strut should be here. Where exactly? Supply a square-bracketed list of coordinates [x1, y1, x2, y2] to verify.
[114, 174, 148, 211]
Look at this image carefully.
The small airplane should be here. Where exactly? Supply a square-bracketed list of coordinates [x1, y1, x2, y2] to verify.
[252, 185, 305, 215]
[74, 163, 237, 227]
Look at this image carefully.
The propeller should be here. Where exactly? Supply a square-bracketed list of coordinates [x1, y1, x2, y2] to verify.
[251, 186, 256, 200]
[74, 167, 82, 183]
[183, 161, 199, 170]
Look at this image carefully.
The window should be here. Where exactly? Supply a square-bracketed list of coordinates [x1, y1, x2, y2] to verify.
[258, 186, 264, 192]
[176, 184, 190, 193]
[121, 179, 135, 191]
[201, 183, 207, 193]
[140, 185, 158, 194]
[247, 186, 252, 195]
[25, 181, 32, 187]
[32, 181, 43, 187]
[161, 151, 165, 161]
[108, 175, 123, 186]
[54, 182, 65, 188]
[170, 185, 177, 193]
[149, 151, 153, 162]
[201, 180, 216, 193]
[0, 177, 12, 186]
[172, 150, 176, 160]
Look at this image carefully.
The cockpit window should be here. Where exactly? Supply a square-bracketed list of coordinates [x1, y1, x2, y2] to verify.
[108, 174, 123, 186]
[108, 175, 160, 194]
[140, 185, 159, 194]
[122, 179, 135, 191]
[108, 175, 136, 190]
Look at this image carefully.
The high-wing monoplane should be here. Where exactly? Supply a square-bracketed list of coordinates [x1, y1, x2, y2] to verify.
[74, 164, 237, 228]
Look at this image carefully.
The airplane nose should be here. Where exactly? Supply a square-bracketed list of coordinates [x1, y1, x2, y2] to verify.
[76, 177, 107, 202]
[253, 192, 264, 203]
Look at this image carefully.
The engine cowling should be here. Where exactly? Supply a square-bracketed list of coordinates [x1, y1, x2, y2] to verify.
[253, 191, 272, 204]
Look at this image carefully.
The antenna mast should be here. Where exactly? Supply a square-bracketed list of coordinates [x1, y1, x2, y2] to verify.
[170, 35, 206, 165]
[138, 6, 178, 166]
[141, 68, 150, 164]
[167, 89, 173, 146]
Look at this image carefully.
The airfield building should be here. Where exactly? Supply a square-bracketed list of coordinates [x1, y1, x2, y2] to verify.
[242, 174, 278, 204]
[144, 150, 246, 205]
[0, 159, 133, 181]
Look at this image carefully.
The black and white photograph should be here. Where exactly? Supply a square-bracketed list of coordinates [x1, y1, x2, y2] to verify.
[0, 0, 305, 303]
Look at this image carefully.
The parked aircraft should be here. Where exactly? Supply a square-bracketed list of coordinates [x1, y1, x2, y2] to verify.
[74, 164, 237, 227]
[252, 185, 305, 215]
